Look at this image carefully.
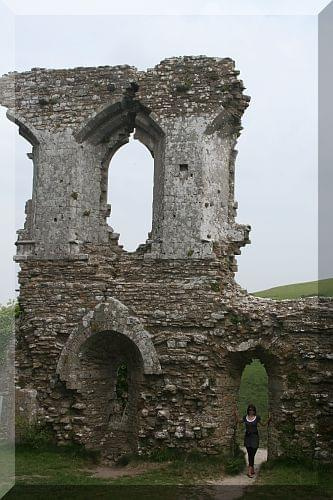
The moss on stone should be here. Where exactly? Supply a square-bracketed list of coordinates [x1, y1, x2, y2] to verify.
[210, 281, 220, 292]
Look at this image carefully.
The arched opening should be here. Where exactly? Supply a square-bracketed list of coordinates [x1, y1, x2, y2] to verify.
[0, 107, 37, 293]
[106, 132, 154, 251]
[227, 346, 284, 462]
[236, 359, 269, 449]
[72, 330, 144, 461]
[0, 105, 16, 297]
[113, 362, 129, 422]
[12, 127, 35, 225]
[56, 297, 161, 459]
[75, 96, 165, 253]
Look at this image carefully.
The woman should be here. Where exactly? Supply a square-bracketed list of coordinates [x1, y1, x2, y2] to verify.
[233, 403, 271, 478]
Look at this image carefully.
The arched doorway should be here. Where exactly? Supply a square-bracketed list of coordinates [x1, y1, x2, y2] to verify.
[227, 345, 284, 462]
[236, 359, 269, 449]
[76, 330, 144, 461]
[56, 297, 162, 460]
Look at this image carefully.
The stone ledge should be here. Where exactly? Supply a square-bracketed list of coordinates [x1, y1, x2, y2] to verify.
[13, 254, 89, 262]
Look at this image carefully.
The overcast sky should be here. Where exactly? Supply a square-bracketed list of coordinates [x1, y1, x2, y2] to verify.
[0, 1, 329, 305]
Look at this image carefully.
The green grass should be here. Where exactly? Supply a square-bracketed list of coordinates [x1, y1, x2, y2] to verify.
[240, 458, 333, 499]
[11, 445, 333, 499]
[13, 443, 244, 487]
[109, 460, 222, 485]
[14, 444, 104, 485]
[9, 438, 333, 499]
[257, 458, 319, 485]
[251, 278, 333, 300]
[237, 359, 268, 447]
[109, 447, 246, 485]
[0, 444, 15, 498]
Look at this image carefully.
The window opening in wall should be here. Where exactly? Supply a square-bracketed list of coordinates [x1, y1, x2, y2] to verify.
[236, 358, 268, 448]
[115, 362, 128, 422]
[2, 105, 35, 298]
[179, 163, 190, 181]
[15, 132, 35, 231]
[107, 131, 154, 251]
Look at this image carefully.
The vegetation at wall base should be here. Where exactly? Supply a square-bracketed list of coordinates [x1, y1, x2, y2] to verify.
[0, 298, 15, 365]
[137, 444, 246, 476]
[240, 457, 333, 499]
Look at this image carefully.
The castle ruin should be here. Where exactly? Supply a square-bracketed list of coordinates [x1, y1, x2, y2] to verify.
[0, 56, 331, 463]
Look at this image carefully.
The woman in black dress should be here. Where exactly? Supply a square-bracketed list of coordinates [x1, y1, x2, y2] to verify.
[233, 403, 271, 477]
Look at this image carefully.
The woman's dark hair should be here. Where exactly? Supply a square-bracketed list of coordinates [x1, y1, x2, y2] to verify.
[247, 404, 257, 415]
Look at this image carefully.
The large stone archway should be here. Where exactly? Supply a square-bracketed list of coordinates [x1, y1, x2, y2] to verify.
[63, 329, 145, 459]
[57, 297, 162, 386]
[55, 297, 161, 459]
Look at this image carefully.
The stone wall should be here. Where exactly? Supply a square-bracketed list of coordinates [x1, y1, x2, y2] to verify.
[1, 56, 332, 463]
[13, 250, 333, 462]
[0, 56, 250, 260]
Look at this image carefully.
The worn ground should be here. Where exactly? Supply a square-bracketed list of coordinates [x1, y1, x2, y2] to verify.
[204, 447, 267, 500]
[82, 461, 168, 479]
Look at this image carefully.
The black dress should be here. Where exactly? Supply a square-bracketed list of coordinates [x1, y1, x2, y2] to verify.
[243, 414, 261, 448]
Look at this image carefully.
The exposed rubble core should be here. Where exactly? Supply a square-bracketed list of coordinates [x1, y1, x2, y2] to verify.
[1, 56, 331, 463]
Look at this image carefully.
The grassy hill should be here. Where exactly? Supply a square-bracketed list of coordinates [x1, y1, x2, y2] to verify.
[251, 278, 333, 300]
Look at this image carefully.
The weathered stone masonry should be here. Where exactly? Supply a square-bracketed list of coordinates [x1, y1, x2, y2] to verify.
[1, 56, 332, 463]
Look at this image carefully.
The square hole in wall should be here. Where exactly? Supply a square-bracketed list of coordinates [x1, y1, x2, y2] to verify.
[179, 164, 188, 172]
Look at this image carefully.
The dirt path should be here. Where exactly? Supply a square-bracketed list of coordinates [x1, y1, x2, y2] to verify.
[205, 447, 267, 500]
[82, 461, 167, 479]
[82, 447, 267, 499]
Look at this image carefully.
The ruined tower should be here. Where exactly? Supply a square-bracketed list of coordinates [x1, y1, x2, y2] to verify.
[1, 56, 331, 463]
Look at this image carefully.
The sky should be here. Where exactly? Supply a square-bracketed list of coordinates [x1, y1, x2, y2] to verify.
[0, 1, 330, 305]
[1, 0, 330, 15]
